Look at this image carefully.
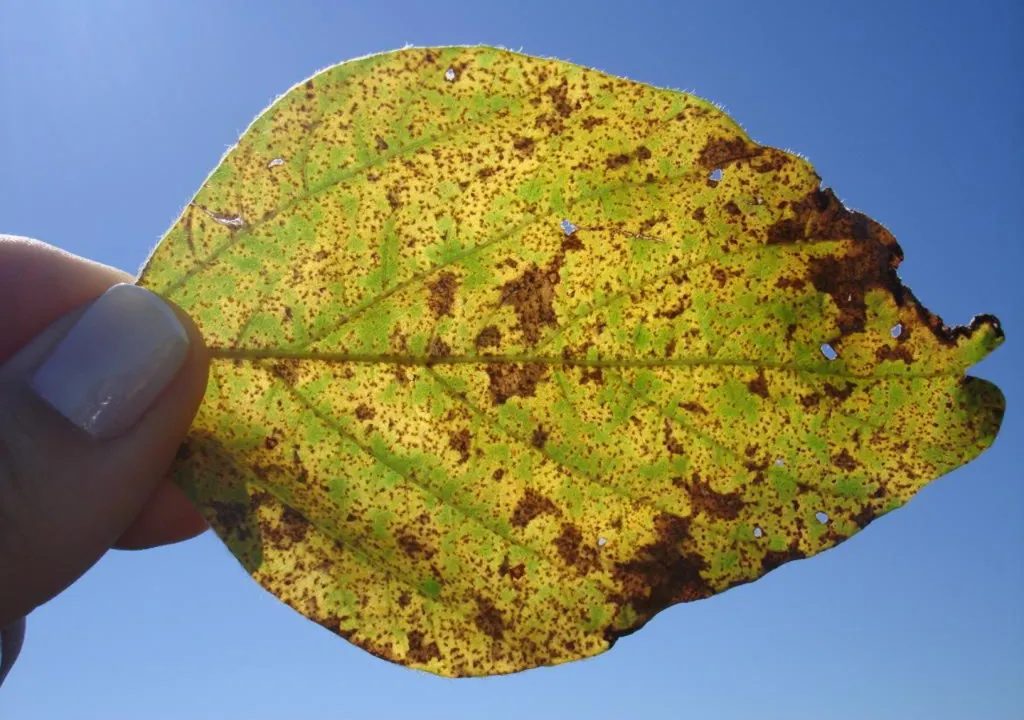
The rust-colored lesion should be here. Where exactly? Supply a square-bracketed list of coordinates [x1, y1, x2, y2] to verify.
[474, 325, 502, 350]
[552, 523, 599, 573]
[500, 263, 561, 345]
[485, 363, 548, 405]
[683, 474, 746, 521]
[473, 597, 507, 640]
[608, 514, 713, 640]
[510, 488, 559, 528]
[426, 271, 458, 318]
[406, 630, 443, 663]
[448, 427, 472, 463]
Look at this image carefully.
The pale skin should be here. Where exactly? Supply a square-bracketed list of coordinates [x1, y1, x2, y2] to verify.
[0, 235, 211, 629]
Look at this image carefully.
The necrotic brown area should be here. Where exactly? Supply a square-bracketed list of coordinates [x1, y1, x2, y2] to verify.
[746, 369, 769, 398]
[500, 263, 559, 344]
[406, 630, 442, 663]
[684, 475, 746, 520]
[697, 135, 757, 169]
[475, 325, 502, 349]
[485, 363, 548, 404]
[427, 271, 458, 318]
[610, 514, 712, 637]
[511, 488, 559, 528]
[262, 504, 309, 547]
[397, 531, 436, 560]
[761, 544, 805, 573]
[553, 523, 599, 572]
[448, 428, 471, 463]
[474, 598, 506, 640]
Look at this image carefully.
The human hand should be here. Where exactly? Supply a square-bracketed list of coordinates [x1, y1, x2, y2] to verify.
[0, 235, 211, 684]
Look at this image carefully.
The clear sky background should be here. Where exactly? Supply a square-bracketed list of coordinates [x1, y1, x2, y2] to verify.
[1, 1, 1021, 718]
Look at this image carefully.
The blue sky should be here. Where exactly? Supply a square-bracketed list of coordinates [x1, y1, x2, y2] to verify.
[1, 1, 1021, 718]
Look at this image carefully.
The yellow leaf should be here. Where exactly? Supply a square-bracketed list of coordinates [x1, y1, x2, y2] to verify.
[139, 46, 1004, 676]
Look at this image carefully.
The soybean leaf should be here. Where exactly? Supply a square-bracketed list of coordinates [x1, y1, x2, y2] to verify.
[139, 46, 1004, 677]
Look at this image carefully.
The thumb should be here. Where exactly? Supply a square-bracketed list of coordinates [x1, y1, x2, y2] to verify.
[0, 283, 209, 626]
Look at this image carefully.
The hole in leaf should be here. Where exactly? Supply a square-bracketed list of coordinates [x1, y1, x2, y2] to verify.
[815, 511, 829, 524]
[820, 343, 838, 361]
[597, 536, 608, 547]
[267, 157, 285, 168]
[708, 168, 723, 182]
[890, 323, 903, 338]
[774, 458, 785, 467]
[753, 526, 764, 538]
[444, 67, 457, 82]
[560, 219, 578, 236]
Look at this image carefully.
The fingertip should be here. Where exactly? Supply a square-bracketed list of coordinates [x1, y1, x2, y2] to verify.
[115, 479, 209, 550]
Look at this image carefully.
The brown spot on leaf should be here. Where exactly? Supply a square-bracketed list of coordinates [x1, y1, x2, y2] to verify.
[511, 488, 558, 528]
[449, 428, 471, 463]
[561, 232, 584, 252]
[531, 425, 549, 448]
[761, 543, 805, 573]
[512, 135, 535, 154]
[406, 630, 442, 664]
[800, 392, 821, 408]
[553, 523, 598, 572]
[763, 188, 915, 338]
[775, 275, 806, 290]
[475, 325, 502, 350]
[386, 187, 402, 211]
[663, 420, 687, 456]
[876, 344, 915, 364]
[606, 152, 632, 169]
[544, 79, 575, 117]
[684, 474, 746, 520]
[697, 136, 757, 169]
[355, 404, 375, 421]
[270, 360, 300, 385]
[610, 514, 712, 637]
[374, 135, 389, 151]
[747, 369, 769, 399]
[427, 271, 458, 318]
[262, 504, 309, 547]
[833, 448, 859, 471]
[852, 505, 878, 529]
[397, 531, 435, 560]
[485, 363, 548, 405]
[474, 598, 506, 640]
[711, 267, 732, 289]
[501, 262, 561, 344]
[691, 206, 706, 222]
[823, 381, 856, 402]
[427, 336, 451, 359]
[655, 296, 690, 320]
[499, 555, 527, 580]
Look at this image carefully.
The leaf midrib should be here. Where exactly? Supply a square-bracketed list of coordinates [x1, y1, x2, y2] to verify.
[207, 348, 961, 380]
